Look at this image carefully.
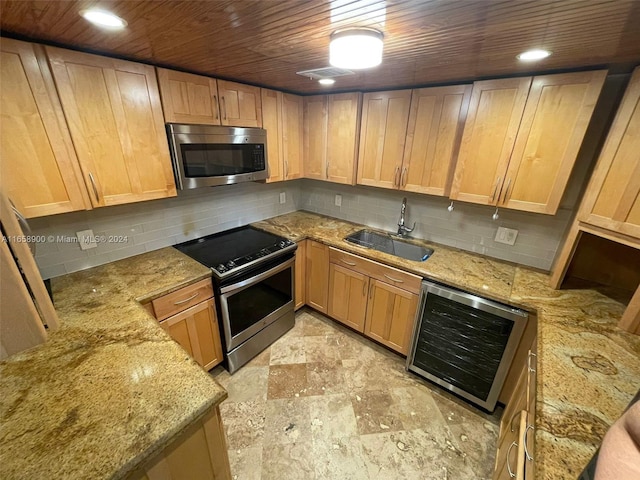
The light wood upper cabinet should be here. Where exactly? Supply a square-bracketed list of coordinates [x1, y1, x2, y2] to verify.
[502, 71, 607, 214]
[580, 66, 640, 239]
[0, 39, 89, 218]
[451, 77, 532, 206]
[157, 68, 220, 125]
[304, 93, 360, 184]
[46, 46, 176, 207]
[403, 85, 472, 195]
[452, 71, 606, 214]
[364, 279, 418, 355]
[357, 90, 412, 189]
[261, 89, 284, 182]
[217, 80, 262, 127]
[303, 95, 327, 180]
[261, 89, 303, 182]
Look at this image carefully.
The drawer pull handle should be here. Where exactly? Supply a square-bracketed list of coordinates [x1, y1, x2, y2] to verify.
[88, 172, 100, 202]
[213, 95, 219, 119]
[528, 351, 537, 373]
[369, 282, 374, 299]
[490, 176, 501, 202]
[362, 281, 367, 297]
[506, 441, 517, 478]
[340, 259, 357, 266]
[523, 424, 534, 461]
[384, 274, 404, 283]
[173, 292, 199, 305]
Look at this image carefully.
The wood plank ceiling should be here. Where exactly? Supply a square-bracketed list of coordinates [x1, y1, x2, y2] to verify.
[1, 0, 640, 94]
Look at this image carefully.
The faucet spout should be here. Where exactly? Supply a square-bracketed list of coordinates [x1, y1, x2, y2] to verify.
[397, 197, 415, 236]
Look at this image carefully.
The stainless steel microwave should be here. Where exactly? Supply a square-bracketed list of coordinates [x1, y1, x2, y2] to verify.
[167, 123, 268, 190]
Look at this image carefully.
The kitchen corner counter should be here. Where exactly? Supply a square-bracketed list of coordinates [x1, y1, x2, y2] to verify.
[0, 248, 226, 480]
[253, 211, 640, 479]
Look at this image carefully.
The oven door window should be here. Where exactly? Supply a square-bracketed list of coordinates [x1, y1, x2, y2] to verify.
[180, 143, 265, 177]
[227, 267, 292, 338]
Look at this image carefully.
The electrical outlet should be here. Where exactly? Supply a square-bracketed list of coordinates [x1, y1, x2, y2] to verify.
[335, 194, 342, 207]
[494, 227, 518, 245]
[279, 192, 286, 204]
[76, 229, 97, 250]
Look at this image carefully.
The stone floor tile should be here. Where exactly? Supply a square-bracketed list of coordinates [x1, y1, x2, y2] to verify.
[267, 363, 308, 399]
[313, 435, 370, 480]
[350, 390, 405, 435]
[264, 397, 313, 445]
[270, 335, 307, 365]
[261, 441, 316, 480]
[227, 446, 262, 480]
[219, 366, 269, 403]
[308, 393, 359, 441]
[304, 335, 342, 363]
[302, 311, 339, 336]
[247, 346, 271, 367]
[219, 400, 266, 450]
[306, 360, 346, 396]
[389, 386, 447, 431]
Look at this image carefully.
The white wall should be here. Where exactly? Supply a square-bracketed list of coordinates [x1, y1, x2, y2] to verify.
[28, 181, 300, 279]
[30, 178, 573, 279]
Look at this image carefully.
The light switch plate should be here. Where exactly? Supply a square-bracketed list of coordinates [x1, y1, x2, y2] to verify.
[279, 192, 286, 204]
[335, 194, 342, 207]
[76, 229, 97, 250]
[494, 227, 518, 245]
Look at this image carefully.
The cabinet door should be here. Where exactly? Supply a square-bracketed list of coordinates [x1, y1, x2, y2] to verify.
[217, 80, 262, 127]
[0, 39, 89, 218]
[502, 71, 606, 214]
[282, 93, 304, 180]
[303, 95, 328, 180]
[157, 68, 220, 125]
[326, 93, 361, 185]
[581, 67, 640, 239]
[450, 77, 531, 205]
[402, 85, 472, 196]
[305, 240, 329, 313]
[364, 279, 418, 355]
[261, 89, 284, 182]
[295, 240, 306, 310]
[328, 263, 369, 332]
[160, 299, 223, 371]
[46, 47, 176, 207]
[357, 90, 412, 189]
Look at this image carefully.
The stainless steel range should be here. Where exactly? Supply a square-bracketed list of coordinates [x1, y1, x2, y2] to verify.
[176, 226, 297, 373]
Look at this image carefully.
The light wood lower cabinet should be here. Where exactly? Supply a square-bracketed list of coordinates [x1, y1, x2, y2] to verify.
[295, 240, 306, 310]
[328, 263, 369, 331]
[159, 299, 224, 371]
[306, 240, 330, 313]
[364, 279, 418, 355]
[148, 280, 223, 371]
[127, 406, 231, 480]
[493, 337, 536, 480]
[325, 247, 420, 355]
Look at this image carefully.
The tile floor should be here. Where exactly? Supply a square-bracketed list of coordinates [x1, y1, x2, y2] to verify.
[210, 309, 501, 480]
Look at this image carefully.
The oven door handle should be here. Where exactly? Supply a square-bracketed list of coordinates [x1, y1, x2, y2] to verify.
[220, 256, 295, 295]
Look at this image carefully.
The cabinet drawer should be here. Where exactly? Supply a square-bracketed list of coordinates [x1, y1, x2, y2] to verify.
[329, 247, 421, 294]
[152, 279, 214, 321]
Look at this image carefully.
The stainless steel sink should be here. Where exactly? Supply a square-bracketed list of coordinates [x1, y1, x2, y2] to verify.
[344, 229, 433, 262]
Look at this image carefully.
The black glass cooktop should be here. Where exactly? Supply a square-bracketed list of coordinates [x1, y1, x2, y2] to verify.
[175, 226, 295, 279]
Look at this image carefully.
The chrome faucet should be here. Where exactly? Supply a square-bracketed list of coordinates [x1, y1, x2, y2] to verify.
[397, 197, 416, 236]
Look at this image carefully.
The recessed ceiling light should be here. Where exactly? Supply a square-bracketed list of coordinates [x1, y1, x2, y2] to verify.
[318, 78, 335, 86]
[80, 9, 127, 29]
[329, 28, 384, 69]
[517, 49, 551, 61]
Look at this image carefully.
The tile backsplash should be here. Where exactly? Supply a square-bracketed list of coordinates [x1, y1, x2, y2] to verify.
[30, 178, 573, 279]
[297, 179, 572, 271]
[29, 181, 299, 279]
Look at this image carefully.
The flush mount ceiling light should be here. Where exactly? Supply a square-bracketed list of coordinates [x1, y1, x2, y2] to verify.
[517, 49, 551, 61]
[318, 78, 335, 86]
[329, 27, 383, 69]
[80, 9, 127, 29]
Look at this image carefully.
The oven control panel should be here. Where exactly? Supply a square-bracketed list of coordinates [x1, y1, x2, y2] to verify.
[213, 239, 295, 275]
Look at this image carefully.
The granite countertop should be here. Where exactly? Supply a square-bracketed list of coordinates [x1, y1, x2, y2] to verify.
[252, 211, 640, 479]
[0, 248, 226, 480]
